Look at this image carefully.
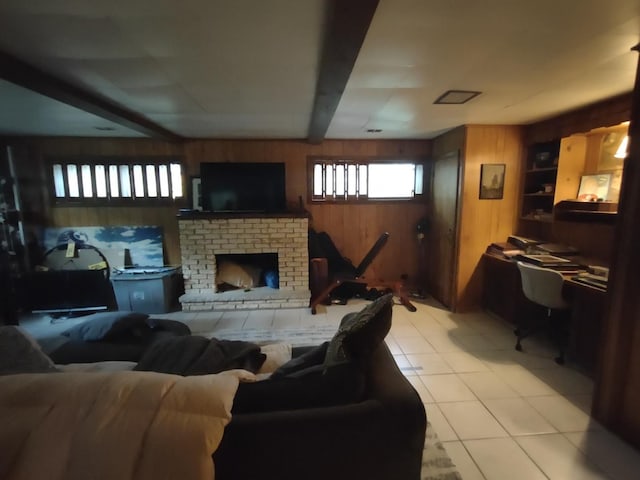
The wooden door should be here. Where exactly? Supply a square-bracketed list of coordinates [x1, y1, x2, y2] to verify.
[428, 150, 461, 309]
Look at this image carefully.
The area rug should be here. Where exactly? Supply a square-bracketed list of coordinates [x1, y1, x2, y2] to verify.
[422, 422, 462, 480]
[204, 326, 339, 346]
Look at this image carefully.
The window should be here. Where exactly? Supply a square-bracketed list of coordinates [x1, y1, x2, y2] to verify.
[309, 157, 426, 203]
[49, 157, 183, 204]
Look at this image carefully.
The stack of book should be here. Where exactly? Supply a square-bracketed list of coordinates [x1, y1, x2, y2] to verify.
[535, 243, 579, 256]
[486, 242, 524, 259]
[571, 272, 608, 291]
[516, 253, 583, 272]
[507, 235, 543, 250]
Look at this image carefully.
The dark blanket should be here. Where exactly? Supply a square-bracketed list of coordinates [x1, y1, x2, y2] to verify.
[134, 336, 266, 376]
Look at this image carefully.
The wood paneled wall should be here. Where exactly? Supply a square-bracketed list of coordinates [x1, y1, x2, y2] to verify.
[520, 101, 632, 263]
[27, 137, 185, 264]
[23, 137, 431, 282]
[183, 140, 431, 284]
[592, 48, 640, 450]
[524, 92, 632, 144]
[455, 125, 524, 311]
[428, 125, 524, 312]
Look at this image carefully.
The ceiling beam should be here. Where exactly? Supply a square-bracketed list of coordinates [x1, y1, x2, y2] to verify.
[307, 0, 380, 144]
[0, 51, 182, 141]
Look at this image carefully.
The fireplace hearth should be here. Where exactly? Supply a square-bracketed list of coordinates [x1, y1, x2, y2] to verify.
[177, 213, 310, 310]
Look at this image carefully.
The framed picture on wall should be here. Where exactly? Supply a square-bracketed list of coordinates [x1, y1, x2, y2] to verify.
[577, 173, 612, 201]
[479, 163, 506, 199]
[190, 177, 202, 210]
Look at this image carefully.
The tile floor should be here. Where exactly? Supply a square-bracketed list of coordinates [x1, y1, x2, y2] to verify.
[20, 296, 640, 480]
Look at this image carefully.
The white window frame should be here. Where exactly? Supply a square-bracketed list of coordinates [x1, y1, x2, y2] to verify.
[308, 156, 427, 203]
[48, 156, 184, 205]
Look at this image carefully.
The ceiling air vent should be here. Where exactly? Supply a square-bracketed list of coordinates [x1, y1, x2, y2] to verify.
[434, 90, 481, 105]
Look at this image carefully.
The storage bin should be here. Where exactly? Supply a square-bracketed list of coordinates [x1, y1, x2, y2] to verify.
[110, 266, 183, 314]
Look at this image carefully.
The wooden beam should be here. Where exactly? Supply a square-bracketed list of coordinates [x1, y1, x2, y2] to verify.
[307, 0, 379, 144]
[0, 51, 182, 141]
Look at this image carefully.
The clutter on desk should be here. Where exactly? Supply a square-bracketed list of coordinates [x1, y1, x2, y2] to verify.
[486, 242, 524, 258]
[487, 236, 584, 267]
[507, 235, 543, 250]
[572, 272, 608, 291]
[535, 243, 580, 256]
[515, 254, 582, 272]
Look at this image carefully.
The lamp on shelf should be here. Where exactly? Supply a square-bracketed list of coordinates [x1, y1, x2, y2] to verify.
[614, 135, 629, 159]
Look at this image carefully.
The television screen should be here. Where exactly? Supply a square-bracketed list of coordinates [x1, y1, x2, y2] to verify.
[200, 162, 286, 213]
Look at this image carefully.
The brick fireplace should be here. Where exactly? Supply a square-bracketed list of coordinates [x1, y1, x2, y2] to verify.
[178, 213, 310, 310]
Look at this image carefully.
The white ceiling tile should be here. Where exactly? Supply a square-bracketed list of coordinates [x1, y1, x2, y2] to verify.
[0, 0, 639, 138]
[0, 80, 142, 137]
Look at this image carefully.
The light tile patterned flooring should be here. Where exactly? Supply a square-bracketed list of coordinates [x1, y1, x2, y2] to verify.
[22, 297, 640, 480]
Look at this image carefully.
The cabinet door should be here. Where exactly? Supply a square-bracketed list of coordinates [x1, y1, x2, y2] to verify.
[555, 135, 587, 203]
[482, 254, 529, 324]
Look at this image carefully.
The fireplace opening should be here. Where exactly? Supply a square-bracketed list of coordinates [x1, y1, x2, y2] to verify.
[215, 253, 279, 292]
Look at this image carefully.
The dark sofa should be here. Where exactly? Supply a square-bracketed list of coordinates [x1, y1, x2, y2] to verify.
[215, 342, 426, 480]
[39, 297, 427, 480]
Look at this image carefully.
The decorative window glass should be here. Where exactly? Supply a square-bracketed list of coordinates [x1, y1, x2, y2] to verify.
[309, 157, 426, 202]
[49, 157, 183, 204]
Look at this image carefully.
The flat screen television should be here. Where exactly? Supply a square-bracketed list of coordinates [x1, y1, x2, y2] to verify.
[200, 162, 286, 213]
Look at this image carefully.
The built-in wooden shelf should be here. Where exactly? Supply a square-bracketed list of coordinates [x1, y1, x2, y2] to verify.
[554, 210, 617, 224]
[553, 200, 618, 224]
[520, 215, 553, 223]
[526, 167, 558, 173]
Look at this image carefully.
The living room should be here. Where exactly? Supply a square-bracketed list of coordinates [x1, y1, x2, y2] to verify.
[2, 1, 640, 479]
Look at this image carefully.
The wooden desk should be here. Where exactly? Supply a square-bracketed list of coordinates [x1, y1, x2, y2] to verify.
[482, 252, 607, 375]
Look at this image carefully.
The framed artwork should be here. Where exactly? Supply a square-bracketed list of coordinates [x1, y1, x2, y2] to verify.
[479, 163, 505, 199]
[577, 173, 612, 201]
[190, 176, 202, 210]
[43, 226, 164, 267]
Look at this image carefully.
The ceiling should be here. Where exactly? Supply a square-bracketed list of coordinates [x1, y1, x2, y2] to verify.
[0, 0, 638, 141]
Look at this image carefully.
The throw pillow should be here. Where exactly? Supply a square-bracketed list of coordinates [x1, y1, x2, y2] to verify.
[324, 293, 393, 366]
[0, 326, 59, 375]
[62, 310, 150, 342]
[271, 342, 329, 378]
[232, 348, 365, 414]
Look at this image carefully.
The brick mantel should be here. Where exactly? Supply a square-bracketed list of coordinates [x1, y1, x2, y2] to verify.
[178, 213, 310, 310]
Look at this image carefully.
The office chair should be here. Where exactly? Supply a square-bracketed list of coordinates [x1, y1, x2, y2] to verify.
[516, 261, 570, 365]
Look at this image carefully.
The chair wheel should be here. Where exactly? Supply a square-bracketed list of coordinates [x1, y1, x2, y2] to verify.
[515, 343, 522, 352]
[555, 356, 565, 365]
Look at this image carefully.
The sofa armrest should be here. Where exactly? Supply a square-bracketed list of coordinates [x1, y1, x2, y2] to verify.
[214, 343, 426, 480]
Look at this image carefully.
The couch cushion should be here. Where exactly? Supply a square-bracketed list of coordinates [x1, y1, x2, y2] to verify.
[325, 293, 393, 366]
[271, 342, 329, 378]
[0, 326, 59, 375]
[62, 310, 150, 342]
[232, 359, 364, 414]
